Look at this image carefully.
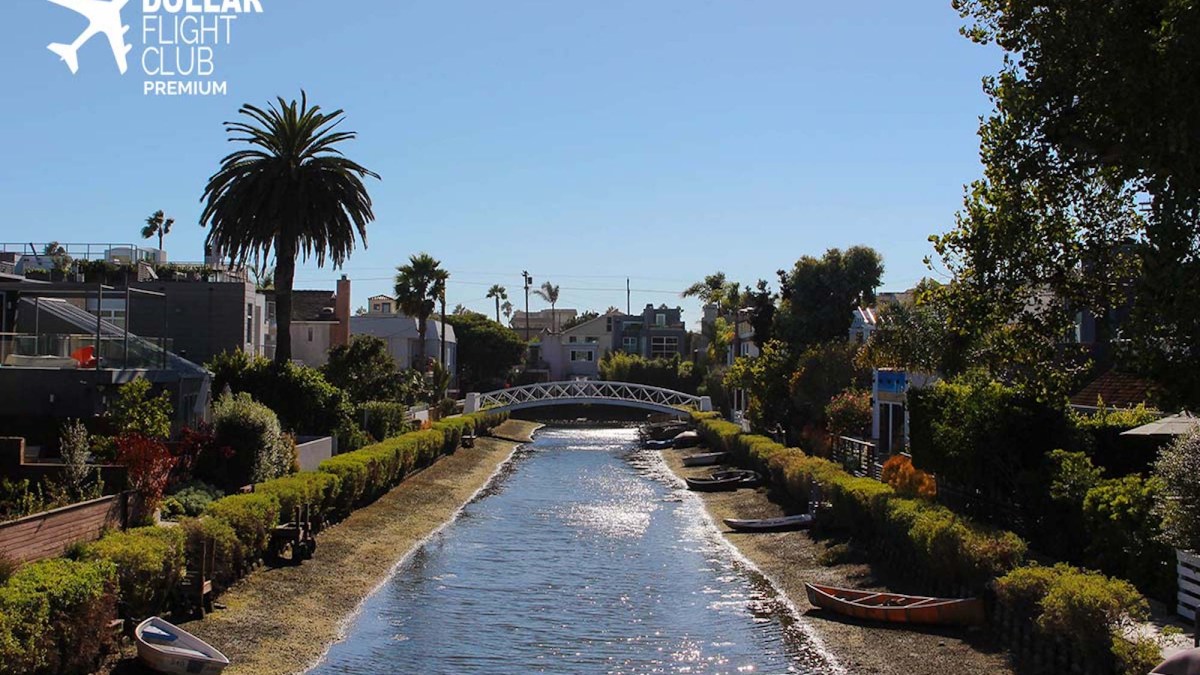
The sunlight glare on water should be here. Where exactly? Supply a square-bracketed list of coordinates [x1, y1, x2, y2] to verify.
[310, 426, 837, 675]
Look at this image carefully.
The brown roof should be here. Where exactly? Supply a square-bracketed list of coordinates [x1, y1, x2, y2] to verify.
[289, 290, 338, 322]
[1069, 369, 1154, 409]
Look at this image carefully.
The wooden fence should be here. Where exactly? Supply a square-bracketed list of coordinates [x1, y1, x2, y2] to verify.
[830, 435, 885, 480]
[0, 493, 129, 564]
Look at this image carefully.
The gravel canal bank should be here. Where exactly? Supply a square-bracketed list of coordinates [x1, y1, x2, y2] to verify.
[661, 446, 1016, 675]
[156, 419, 541, 675]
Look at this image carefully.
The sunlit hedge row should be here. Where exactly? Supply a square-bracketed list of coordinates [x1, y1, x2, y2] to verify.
[0, 411, 510, 674]
[692, 413, 1152, 672]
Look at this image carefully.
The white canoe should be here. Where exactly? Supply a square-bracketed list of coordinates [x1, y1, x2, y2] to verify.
[136, 617, 230, 675]
[682, 452, 727, 467]
[723, 513, 814, 532]
[673, 430, 701, 448]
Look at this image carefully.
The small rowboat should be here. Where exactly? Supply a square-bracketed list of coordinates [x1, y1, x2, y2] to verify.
[682, 451, 727, 467]
[723, 513, 814, 532]
[803, 583, 985, 626]
[136, 617, 230, 675]
[685, 469, 761, 492]
[644, 438, 674, 450]
[672, 430, 701, 449]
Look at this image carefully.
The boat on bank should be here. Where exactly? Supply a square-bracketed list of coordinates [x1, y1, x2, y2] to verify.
[682, 451, 727, 467]
[685, 469, 761, 492]
[136, 617, 230, 675]
[723, 513, 814, 532]
[803, 583, 985, 626]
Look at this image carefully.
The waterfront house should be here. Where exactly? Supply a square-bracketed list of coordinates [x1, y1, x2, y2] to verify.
[527, 310, 624, 380]
[264, 276, 352, 368]
[510, 308, 577, 337]
[350, 303, 457, 375]
[611, 304, 688, 360]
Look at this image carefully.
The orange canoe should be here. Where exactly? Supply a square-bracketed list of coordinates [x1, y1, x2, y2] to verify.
[804, 583, 985, 626]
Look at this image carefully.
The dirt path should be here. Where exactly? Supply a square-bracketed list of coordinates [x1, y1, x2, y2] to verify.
[117, 420, 541, 675]
[661, 447, 1015, 675]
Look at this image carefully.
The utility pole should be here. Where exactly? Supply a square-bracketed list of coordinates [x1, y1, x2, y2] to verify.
[522, 271, 532, 342]
[626, 278, 630, 316]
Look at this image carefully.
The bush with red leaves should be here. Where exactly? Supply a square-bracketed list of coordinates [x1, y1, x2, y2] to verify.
[115, 433, 176, 523]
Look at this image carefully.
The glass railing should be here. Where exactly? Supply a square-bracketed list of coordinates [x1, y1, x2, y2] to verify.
[0, 333, 173, 370]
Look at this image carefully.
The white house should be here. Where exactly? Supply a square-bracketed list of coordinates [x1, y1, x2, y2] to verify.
[350, 311, 456, 374]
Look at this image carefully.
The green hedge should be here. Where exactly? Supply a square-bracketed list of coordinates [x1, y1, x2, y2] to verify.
[358, 401, 417, 442]
[693, 414, 1026, 593]
[181, 516, 241, 589]
[84, 526, 185, 620]
[205, 493, 280, 565]
[317, 412, 509, 510]
[256, 472, 340, 524]
[0, 558, 117, 675]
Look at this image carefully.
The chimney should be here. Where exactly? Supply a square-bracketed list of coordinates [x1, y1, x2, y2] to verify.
[334, 274, 351, 348]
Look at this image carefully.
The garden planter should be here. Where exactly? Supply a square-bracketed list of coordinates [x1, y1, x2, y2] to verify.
[1178, 549, 1199, 623]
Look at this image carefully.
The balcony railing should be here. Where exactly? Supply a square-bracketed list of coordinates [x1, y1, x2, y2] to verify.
[0, 333, 173, 370]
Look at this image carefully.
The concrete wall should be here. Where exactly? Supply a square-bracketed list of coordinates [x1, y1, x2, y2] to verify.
[295, 435, 335, 472]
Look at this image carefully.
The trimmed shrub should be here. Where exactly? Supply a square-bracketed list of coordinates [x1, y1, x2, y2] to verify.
[209, 392, 295, 489]
[207, 351, 354, 437]
[84, 526, 184, 620]
[359, 401, 417, 442]
[256, 472, 340, 523]
[161, 480, 225, 520]
[880, 455, 937, 499]
[180, 516, 241, 589]
[996, 563, 1148, 668]
[1082, 475, 1176, 603]
[205, 493, 280, 564]
[0, 558, 117, 675]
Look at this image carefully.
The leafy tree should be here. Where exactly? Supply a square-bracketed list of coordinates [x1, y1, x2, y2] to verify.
[860, 280, 967, 376]
[322, 335, 403, 404]
[774, 247, 884, 349]
[788, 341, 871, 432]
[445, 311, 526, 391]
[486, 284, 508, 324]
[598, 352, 702, 394]
[394, 253, 446, 369]
[206, 350, 354, 439]
[743, 279, 776, 350]
[1153, 430, 1200, 553]
[200, 92, 379, 364]
[725, 340, 796, 434]
[825, 389, 871, 439]
[106, 378, 173, 440]
[561, 310, 599, 331]
[952, 0, 1199, 406]
[141, 210, 174, 251]
[501, 300, 514, 321]
[533, 281, 561, 331]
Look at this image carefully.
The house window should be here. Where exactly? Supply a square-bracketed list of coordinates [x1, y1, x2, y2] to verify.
[246, 303, 254, 343]
[655, 313, 666, 327]
[307, 327, 314, 342]
[372, 304, 380, 312]
[267, 301, 276, 322]
[622, 336, 639, 353]
[606, 317, 613, 332]
[650, 336, 678, 358]
[569, 336, 577, 343]
[570, 350, 594, 362]
[740, 341, 753, 356]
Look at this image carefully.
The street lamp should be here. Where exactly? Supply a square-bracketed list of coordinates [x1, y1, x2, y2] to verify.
[522, 271, 533, 342]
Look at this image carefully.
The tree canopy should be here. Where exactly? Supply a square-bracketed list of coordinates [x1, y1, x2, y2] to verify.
[773, 246, 884, 349]
[322, 335, 404, 404]
[445, 311, 526, 391]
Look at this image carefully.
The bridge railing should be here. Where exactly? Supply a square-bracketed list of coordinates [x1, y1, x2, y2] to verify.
[464, 380, 712, 414]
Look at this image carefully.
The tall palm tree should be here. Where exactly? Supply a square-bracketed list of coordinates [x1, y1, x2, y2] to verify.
[142, 210, 175, 251]
[501, 300, 514, 322]
[681, 271, 740, 311]
[533, 281, 561, 332]
[200, 92, 379, 364]
[487, 284, 508, 324]
[395, 253, 445, 370]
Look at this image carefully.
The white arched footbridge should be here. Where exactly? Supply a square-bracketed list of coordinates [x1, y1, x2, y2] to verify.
[464, 381, 712, 417]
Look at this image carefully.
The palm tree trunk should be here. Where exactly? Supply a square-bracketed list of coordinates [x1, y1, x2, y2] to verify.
[416, 315, 427, 371]
[440, 295, 447, 365]
[495, 297, 501, 324]
[273, 237, 296, 365]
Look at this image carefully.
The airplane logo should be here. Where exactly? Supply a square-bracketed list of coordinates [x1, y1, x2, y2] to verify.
[46, 0, 133, 75]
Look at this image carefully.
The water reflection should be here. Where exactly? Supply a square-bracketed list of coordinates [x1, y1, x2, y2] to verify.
[310, 427, 837, 675]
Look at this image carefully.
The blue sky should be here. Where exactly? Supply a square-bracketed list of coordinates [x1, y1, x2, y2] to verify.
[0, 1, 998, 326]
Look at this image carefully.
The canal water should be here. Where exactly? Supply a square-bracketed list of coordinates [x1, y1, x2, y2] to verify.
[310, 427, 838, 675]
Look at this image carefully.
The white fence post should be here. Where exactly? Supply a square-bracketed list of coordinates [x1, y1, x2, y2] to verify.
[1178, 549, 1200, 624]
[698, 396, 712, 412]
[465, 392, 481, 413]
